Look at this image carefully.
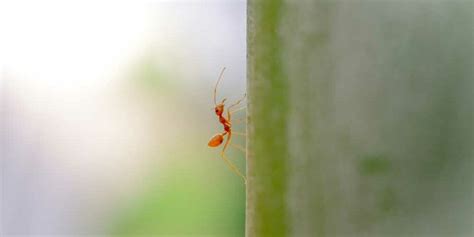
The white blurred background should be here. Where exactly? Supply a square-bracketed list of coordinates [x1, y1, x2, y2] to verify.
[1, 1, 247, 235]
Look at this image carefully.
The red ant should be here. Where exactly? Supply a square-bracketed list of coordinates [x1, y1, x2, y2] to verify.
[207, 67, 247, 182]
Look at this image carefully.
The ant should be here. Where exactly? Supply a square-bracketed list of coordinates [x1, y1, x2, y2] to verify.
[207, 67, 247, 182]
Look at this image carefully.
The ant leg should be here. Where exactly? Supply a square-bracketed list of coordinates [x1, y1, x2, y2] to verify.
[228, 93, 247, 112]
[230, 106, 246, 114]
[221, 134, 246, 183]
[233, 131, 246, 136]
[221, 150, 247, 182]
[227, 94, 246, 123]
[230, 143, 246, 153]
[232, 118, 245, 124]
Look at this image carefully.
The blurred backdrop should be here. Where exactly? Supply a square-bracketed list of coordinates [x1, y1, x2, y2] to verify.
[1, 1, 246, 236]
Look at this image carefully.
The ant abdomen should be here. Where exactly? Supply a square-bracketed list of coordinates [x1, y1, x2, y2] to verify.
[208, 133, 224, 147]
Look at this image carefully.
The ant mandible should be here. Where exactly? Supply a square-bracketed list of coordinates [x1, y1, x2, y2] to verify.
[207, 67, 247, 182]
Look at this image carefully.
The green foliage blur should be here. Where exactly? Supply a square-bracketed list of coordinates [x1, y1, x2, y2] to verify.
[109, 54, 246, 237]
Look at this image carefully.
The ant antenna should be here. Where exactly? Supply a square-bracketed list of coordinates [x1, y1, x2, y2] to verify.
[214, 67, 226, 105]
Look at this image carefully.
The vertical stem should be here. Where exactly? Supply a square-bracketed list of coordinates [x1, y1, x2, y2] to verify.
[247, 0, 288, 236]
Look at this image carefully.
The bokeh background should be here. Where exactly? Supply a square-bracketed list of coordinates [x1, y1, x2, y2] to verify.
[1, 1, 246, 236]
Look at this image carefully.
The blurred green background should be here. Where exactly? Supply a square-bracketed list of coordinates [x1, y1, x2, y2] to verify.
[1, 1, 246, 236]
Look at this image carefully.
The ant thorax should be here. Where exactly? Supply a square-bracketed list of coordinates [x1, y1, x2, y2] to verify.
[219, 115, 228, 124]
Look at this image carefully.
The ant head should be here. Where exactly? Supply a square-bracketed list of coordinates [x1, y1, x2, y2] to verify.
[214, 98, 226, 116]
